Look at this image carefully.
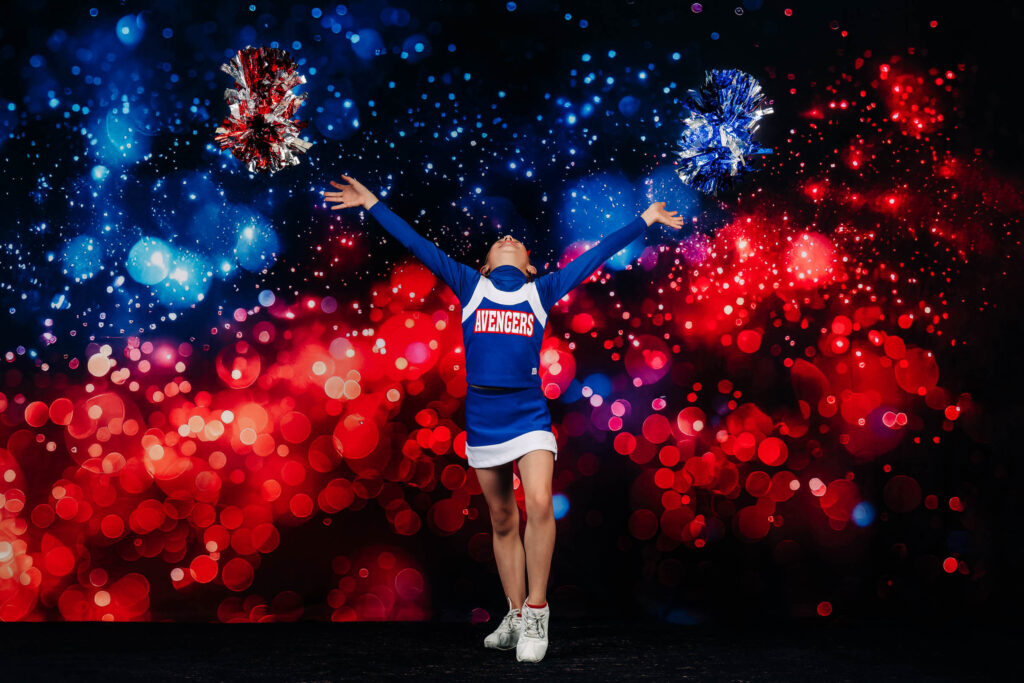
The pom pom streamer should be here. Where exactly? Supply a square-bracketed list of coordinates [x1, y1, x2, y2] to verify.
[214, 46, 313, 175]
[675, 69, 774, 194]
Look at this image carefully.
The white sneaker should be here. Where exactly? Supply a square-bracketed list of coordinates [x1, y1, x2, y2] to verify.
[484, 597, 522, 650]
[515, 600, 550, 662]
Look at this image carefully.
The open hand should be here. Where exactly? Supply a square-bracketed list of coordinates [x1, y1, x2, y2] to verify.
[323, 174, 379, 210]
[641, 202, 686, 229]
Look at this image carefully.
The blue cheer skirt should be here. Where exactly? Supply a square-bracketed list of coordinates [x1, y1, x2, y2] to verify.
[464, 384, 558, 468]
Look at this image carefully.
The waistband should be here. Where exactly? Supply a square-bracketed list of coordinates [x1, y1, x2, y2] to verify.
[467, 384, 538, 395]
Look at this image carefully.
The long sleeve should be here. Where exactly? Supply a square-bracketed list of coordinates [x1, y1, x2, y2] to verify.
[367, 200, 479, 305]
[535, 215, 648, 309]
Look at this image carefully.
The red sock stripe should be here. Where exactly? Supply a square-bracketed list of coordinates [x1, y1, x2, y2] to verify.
[526, 601, 546, 609]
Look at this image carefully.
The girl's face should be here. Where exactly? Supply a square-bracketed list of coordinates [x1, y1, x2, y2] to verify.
[481, 234, 537, 278]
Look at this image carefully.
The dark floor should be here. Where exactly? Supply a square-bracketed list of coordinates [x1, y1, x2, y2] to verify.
[0, 616, 1011, 681]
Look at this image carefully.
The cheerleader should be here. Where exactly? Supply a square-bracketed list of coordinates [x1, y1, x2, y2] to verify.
[324, 175, 684, 662]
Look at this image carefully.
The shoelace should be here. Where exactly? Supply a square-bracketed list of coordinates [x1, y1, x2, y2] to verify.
[501, 609, 521, 633]
[522, 610, 545, 639]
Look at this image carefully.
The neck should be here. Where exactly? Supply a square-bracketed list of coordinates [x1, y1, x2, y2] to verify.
[492, 264, 527, 276]
[488, 264, 530, 290]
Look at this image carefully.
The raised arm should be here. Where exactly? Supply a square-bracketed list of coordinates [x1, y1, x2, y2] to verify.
[366, 201, 478, 304]
[324, 175, 478, 305]
[535, 202, 685, 310]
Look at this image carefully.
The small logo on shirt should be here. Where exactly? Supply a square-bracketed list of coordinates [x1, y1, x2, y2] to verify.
[532, 367, 538, 375]
[473, 308, 535, 336]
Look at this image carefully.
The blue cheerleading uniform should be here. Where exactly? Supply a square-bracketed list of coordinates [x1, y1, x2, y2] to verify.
[367, 200, 648, 467]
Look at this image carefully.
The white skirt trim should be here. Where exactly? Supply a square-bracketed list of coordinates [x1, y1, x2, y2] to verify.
[465, 429, 558, 468]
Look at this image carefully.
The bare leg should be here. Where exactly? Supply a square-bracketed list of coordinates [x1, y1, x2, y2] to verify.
[517, 449, 555, 606]
[474, 462, 527, 610]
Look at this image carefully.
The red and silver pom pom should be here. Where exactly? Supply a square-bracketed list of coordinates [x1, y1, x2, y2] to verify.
[214, 45, 313, 175]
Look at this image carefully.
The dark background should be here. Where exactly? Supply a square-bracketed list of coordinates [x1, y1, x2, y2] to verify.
[0, 0, 1022, 627]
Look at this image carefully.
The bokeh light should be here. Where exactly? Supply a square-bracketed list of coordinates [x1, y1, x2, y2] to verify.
[0, 1, 1008, 625]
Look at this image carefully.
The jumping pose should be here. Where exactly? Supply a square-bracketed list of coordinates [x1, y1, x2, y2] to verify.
[323, 175, 684, 663]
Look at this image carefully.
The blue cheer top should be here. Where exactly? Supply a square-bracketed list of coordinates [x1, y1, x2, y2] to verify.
[367, 200, 648, 389]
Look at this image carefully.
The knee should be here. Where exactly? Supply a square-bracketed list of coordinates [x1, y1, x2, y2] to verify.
[525, 493, 553, 521]
[490, 504, 519, 536]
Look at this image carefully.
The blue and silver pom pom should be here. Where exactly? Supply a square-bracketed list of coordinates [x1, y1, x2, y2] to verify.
[675, 69, 774, 194]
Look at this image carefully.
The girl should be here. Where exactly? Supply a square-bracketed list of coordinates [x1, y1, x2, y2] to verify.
[323, 175, 684, 662]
